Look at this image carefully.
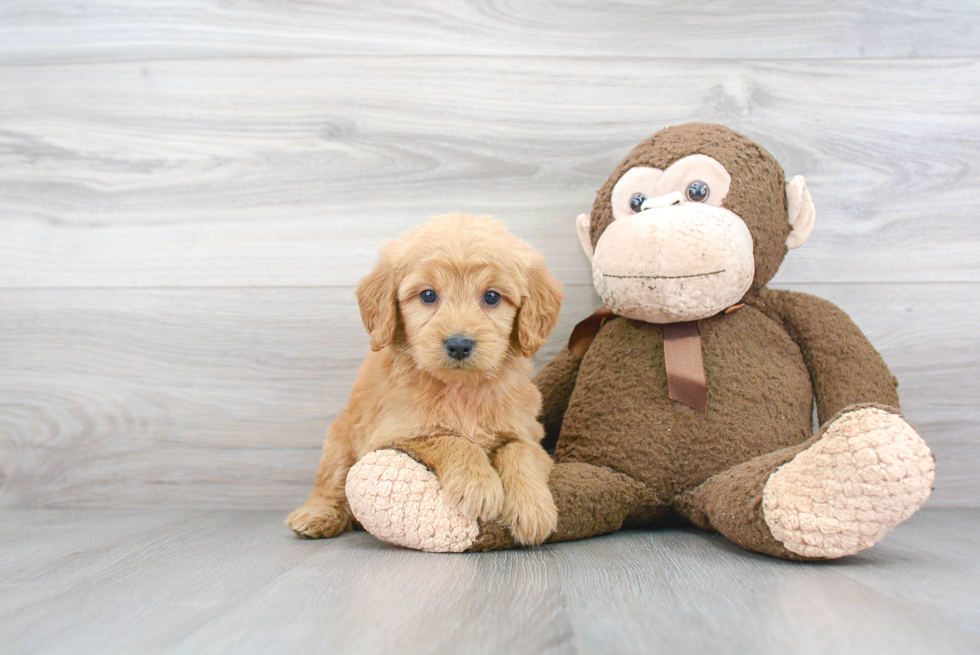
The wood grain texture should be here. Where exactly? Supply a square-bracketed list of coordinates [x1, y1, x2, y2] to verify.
[2, 1, 979, 62]
[1, 1, 977, 514]
[0, 508, 978, 654]
[2, 57, 979, 288]
[1, 283, 975, 509]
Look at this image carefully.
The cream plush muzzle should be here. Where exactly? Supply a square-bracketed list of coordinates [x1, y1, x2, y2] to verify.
[591, 200, 755, 323]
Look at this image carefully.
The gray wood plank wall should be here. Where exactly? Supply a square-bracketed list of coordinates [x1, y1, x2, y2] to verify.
[1, 1, 977, 509]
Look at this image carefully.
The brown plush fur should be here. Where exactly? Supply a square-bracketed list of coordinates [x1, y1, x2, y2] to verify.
[519, 124, 907, 558]
[445, 124, 916, 558]
[287, 214, 564, 544]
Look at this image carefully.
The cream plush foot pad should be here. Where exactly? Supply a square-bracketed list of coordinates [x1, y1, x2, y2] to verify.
[762, 407, 935, 559]
[345, 449, 480, 553]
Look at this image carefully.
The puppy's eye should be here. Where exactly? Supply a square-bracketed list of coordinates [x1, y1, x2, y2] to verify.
[420, 289, 438, 305]
[686, 180, 710, 203]
[629, 193, 646, 213]
[483, 290, 501, 306]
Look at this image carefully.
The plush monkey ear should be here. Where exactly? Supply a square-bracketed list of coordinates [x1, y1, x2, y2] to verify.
[786, 175, 816, 250]
[356, 242, 402, 351]
[517, 253, 565, 359]
[576, 213, 594, 259]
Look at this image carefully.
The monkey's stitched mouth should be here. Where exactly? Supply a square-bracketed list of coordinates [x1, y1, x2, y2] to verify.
[603, 269, 726, 280]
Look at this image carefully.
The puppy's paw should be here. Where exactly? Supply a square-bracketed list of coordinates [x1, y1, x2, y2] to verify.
[501, 485, 558, 546]
[286, 502, 351, 539]
[441, 467, 505, 522]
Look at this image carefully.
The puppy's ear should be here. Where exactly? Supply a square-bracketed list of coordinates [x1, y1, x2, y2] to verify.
[516, 253, 564, 359]
[356, 241, 402, 352]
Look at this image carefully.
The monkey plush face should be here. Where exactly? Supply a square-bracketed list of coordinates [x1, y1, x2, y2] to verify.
[592, 155, 754, 323]
[578, 123, 815, 323]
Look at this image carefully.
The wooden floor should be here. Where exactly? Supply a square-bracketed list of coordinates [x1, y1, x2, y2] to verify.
[1, 508, 978, 655]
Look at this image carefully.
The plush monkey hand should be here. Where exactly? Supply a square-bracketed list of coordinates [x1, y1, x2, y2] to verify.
[763, 405, 934, 558]
[748, 284, 937, 558]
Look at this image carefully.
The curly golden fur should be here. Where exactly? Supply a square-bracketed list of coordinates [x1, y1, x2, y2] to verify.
[287, 214, 564, 545]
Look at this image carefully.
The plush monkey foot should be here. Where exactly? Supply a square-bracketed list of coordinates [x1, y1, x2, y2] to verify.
[762, 407, 935, 559]
[345, 449, 481, 553]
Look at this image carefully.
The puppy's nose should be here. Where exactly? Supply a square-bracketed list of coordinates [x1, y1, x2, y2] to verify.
[444, 335, 475, 361]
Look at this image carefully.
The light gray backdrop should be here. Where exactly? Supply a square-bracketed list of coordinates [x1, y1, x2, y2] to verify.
[1, 1, 977, 510]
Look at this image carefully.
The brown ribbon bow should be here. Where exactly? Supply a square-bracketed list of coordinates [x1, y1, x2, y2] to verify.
[661, 321, 707, 413]
[568, 306, 615, 357]
[566, 305, 744, 414]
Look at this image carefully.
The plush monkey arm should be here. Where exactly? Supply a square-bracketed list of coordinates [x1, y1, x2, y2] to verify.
[533, 348, 583, 451]
[755, 288, 900, 424]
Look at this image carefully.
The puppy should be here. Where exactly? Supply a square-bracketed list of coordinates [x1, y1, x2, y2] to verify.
[286, 213, 564, 545]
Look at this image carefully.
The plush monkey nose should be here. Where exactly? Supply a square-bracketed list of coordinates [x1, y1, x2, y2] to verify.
[444, 335, 475, 361]
[640, 191, 684, 211]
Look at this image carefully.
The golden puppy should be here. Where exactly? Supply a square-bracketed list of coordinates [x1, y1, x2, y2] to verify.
[287, 213, 564, 545]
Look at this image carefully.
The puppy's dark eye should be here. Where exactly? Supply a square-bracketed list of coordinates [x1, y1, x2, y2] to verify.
[483, 290, 501, 306]
[686, 181, 709, 202]
[629, 193, 646, 213]
[420, 289, 438, 305]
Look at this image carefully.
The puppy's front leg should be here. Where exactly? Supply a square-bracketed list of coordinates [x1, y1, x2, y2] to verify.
[287, 427, 355, 538]
[400, 435, 505, 522]
[491, 441, 558, 545]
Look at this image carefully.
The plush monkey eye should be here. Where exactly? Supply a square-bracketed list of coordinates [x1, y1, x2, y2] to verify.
[483, 290, 501, 306]
[686, 180, 710, 202]
[420, 289, 438, 305]
[629, 193, 646, 213]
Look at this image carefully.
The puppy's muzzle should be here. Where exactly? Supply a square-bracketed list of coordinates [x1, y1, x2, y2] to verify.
[444, 335, 475, 361]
